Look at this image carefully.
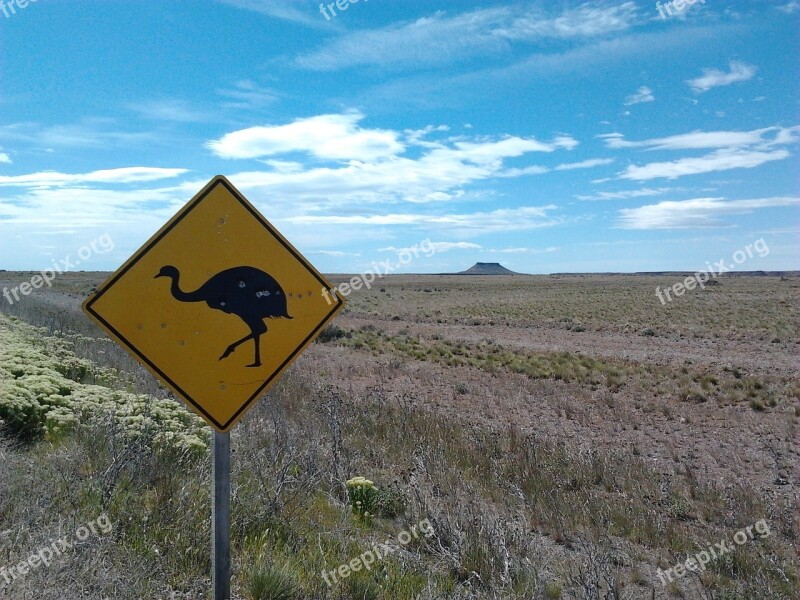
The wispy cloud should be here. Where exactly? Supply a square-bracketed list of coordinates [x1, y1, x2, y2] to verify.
[0, 180, 201, 229]
[295, 2, 640, 71]
[624, 85, 654, 106]
[617, 196, 799, 229]
[490, 246, 559, 254]
[0, 120, 159, 149]
[576, 187, 671, 201]
[0, 167, 189, 188]
[216, 0, 324, 27]
[602, 125, 799, 181]
[361, 23, 741, 111]
[309, 250, 357, 257]
[776, 1, 799, 14]
[381, 241, 481, 253]
[687, 61, 757, 93]
[0, 152, 11, 164]
[128, 99, 211, 123]
[598, 126, 790, 151]
[499, 157, 610, 178]
[284, 205, 561, 234]
[617, 148, 790, 181]
[217, 80, 279, 110]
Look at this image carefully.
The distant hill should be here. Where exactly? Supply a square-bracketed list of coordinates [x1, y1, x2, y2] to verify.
[457, 262, 520, 275]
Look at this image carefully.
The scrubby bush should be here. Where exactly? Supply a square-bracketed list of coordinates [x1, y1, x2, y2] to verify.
[346, 476, 379, 522]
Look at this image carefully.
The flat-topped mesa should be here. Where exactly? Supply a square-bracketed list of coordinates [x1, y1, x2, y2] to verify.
[457, 262, 520, 275]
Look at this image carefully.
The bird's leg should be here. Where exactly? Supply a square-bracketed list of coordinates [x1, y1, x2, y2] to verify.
[220, 333, 254, 361]
[247, 333, 262, 368]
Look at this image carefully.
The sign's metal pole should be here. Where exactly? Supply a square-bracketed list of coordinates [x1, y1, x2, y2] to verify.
[213, 431, 231, 600]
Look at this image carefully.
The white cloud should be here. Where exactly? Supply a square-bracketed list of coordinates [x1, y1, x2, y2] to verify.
[617, 196, 799, 229]
[0, 152, 11, 164]
[555, 158, 614, 171]
[624, 86, 654, 106]
[209, 112, 578, 206]
[445, 135, 577, 164]
[498, 165, 551, 177]
[0, 167, 189, 188]
[777, 1, 799, 14]
[207, 112, 404, 161]
[496, 146, 598, 177]
[261, 160, 305, 173]
[687, 61, 757, 93]
[404, 125, 451, 147]
[224, 131, 569, 205]
[295, 3, 639, 71]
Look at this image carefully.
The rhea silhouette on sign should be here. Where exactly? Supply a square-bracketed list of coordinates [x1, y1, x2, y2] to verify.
[155, 265, 292, 368]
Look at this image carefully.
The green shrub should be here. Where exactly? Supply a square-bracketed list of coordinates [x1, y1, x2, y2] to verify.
[316, 324, 352, 343]
[347, 576, 382, 600]
[247, 565, 298, 600]
[544, 581, 563, 599]
[374, 483, 408, 518]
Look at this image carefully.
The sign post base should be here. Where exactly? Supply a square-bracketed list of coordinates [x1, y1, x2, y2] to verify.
[213, 431, 231, 600]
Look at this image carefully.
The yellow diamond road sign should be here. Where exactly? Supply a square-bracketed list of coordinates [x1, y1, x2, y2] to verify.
[83, 176, 345, 432]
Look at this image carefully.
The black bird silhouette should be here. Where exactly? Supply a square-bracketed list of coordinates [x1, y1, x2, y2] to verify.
[155, 265, 292, 368]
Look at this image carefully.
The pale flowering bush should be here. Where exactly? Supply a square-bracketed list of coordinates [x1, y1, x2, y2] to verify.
[0, 314, 209, 453]
[346, 476, 379, 522]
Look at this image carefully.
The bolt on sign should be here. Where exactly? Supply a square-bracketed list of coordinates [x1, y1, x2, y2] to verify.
[83, 175, 345, 432]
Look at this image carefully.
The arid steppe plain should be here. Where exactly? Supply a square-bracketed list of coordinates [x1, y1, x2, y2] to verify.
[0, 271, 797, 599]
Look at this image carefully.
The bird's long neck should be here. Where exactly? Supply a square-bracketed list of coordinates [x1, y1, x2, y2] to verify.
[167, 274, 204, 302]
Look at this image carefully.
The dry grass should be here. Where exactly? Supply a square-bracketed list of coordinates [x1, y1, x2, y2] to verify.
[0, 272, 797, 599]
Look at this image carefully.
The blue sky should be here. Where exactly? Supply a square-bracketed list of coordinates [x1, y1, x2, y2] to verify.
[0, 0, 798, 274]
